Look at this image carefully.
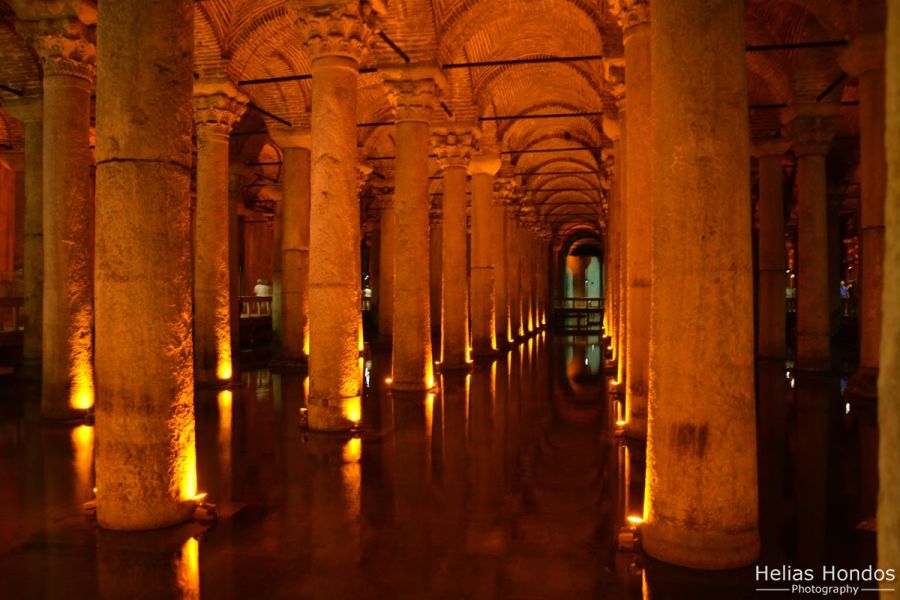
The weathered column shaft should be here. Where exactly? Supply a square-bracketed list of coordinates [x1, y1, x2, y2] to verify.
[756, 148, 788, 359]
[4, 99, 43, 369]
[384, 64, 442, 390]
[432, 127, 474, 368]
[193, 82, 246, 386]
[378, 194, 395, 342]
[301, 4, 371, 430]
[617, 2, 652, 438]
[470, 154, 501, 355]
[21, 17, 95, 417]
[507, 213, 522, 338]
[492, 187, 510, 345]
[271, 127, 312, 364]
[790, 106, 839, 371]
[644, 0, 760, 569]
[879, 0, 900, 574]
[94, 0, 197, 529]
[615, 111, 628, 387]
[429, 209, 442, 338]
[841, 24, 887, 397]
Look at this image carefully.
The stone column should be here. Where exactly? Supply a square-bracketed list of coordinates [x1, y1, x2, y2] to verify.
[517, 213, 534, 334]
[469, 152, 502, 357]
[840, 21, 887, 399]
[270, 126, 312, 365]
[94, 0, 197, 529]
[429, 205, 442, 339]
[614, 105, 628, 389]
[644, 0, 759, 569]
[602, 106, 623, 361]
[507, 208, 522, 339]
[610, 0, 651, 438]
[880, 0, 900, 574]
[3, 97, 43, 375]
[299, 2, 374, 430]
[376, 187, 395, 344]
[786, 104, 840, 372]
[193, 80, 247, 387]
[754, 141, 789, 360]
[382, 64, 443, 390]
[493, 178, 515, 346]
[18, 11, 95, 418]
[432, 126, 475, 369]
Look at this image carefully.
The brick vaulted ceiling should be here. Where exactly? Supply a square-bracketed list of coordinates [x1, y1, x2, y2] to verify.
[0, 0, 862, 239]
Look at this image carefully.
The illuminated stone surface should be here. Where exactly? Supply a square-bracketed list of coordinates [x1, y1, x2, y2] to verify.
[643, 0, 760, 569]
[93, 0, 196, 529]
[470, 151, 501, 357]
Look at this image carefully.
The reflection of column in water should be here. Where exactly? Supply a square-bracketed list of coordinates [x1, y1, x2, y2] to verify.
[757, 360, 787, 560]
[794, 374, 836, 567]
[506, 351, 522, 487]
[441, 373, 469, 568]
[493, 360, 507, 492]
[216, 390, 233, 504]
[71, 424, 94, 500]
[468, 363, 502, 552]
[854, 397, 879, 523]
[97, 529, 198, 599]
[176, 537, 200, 600]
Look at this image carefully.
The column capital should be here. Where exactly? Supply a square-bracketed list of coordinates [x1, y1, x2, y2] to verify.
[269, 125, 312, 150]
[1, 95, 42, 124]
[838, 32, 885, 77]
[17, 16, 95, 81]
[492, 176, 517, 206]
[193, 79, 249, 138]
[607, 0, 650, 33]
[783, 103, 841, 157]
[430, 124, 478, 170]
[357, 160, 373, 193]
[751, 137, 790, 158]
[429, 205, 442, 226]
[468, 152, 502, 177]
[381, 63, 445, 123]
[294, 1, 379, 63]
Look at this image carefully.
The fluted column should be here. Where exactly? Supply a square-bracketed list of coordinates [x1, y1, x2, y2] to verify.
[18, 11, 95, 417]
[376, 188, 395, 343]
[786, 105, 840, 372]
[880, 0, 900, 574]
[193, 80, 247, 387]
[3, 97, 43, 375]
[299, 2, 375, 430]
[840, 21, 887, 399]
[94, 0, 197, 529]
[270, 126, 312, 365]
[611, 0, 651, 438]
[469, 152, 502, 357]
[644, 0, 759, 568]
[754, 141, 789, 360]
[432, 126, 475, 369]
[383, 63, 443, 390]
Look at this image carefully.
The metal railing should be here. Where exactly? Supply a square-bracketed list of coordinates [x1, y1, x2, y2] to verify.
[553, 297, 604, 332]
[240, 296, 272, 318]
[0, 297, 24, 333]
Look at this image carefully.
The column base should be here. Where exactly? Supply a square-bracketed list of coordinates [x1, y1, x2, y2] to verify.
[623, 416, 647, 441]
[608, 378, 625, 396]
[390, 380, 439, 393]
[604, 359, 617, 375]
[846, 366, 879, 400]
[642, 518, 760, 570]
[97, 498, 198, 532]
[307, 401, 360, 432]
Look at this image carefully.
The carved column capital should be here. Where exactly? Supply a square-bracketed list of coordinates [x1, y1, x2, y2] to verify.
[357, 161, 374, 194]
[431, 124, 478, 170]
[381, 63, 445, 123]
[492, 177, 517, 206]
[294, 1, 379, 63]
[18, 17, 95, 81]
[193, 79, 249, 139]
[429, 205, 442, 226]
[783, 104, 841, 157]
[607, 0, 650, 33]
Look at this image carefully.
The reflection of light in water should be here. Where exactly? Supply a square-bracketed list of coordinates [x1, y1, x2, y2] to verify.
[72, 424, 94, 495]
[364, 360, 372, 389]
[217, 390, 232, 492]
[342, 437, 362, 463]
[465, 373, 471, 437]
[845, 402, 851, 415]
[840, 377, 848, 395]
[627, 515, 643, 525]
[642, 569, 649, 600]
[341, 438, 361, 520]
[303, 376, 310, 403]
[176, 537, 200, 600]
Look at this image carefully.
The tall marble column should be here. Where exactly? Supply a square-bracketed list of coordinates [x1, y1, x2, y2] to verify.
[470, 152, 502, 357]
[754, 141, 789, 360]
[376, 186, 395, 344]
[383, 64, 443, 390]
[493, 178, 515, 346]
[429, 204, 442, 339]
[611, 0, 651, 438]
[602, 107, 623, 361]
[299, 2, 374, 430]
[786, 104, 840, 372]
[94, 0, 198, 529]
[432, 126, 475, 369]
[880, 0, 900, 574]
[3, 97, 43, 375]
[193, 80, 247, 387]
[517, 212, 534, 334]
[614, 105, 628, 389]
[507, 208, 523, 339]
[270, 126, 312, 365]
[18, 11, 95, 417]
[840, 17, 887, 399]
[644, 0, 759, 568]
